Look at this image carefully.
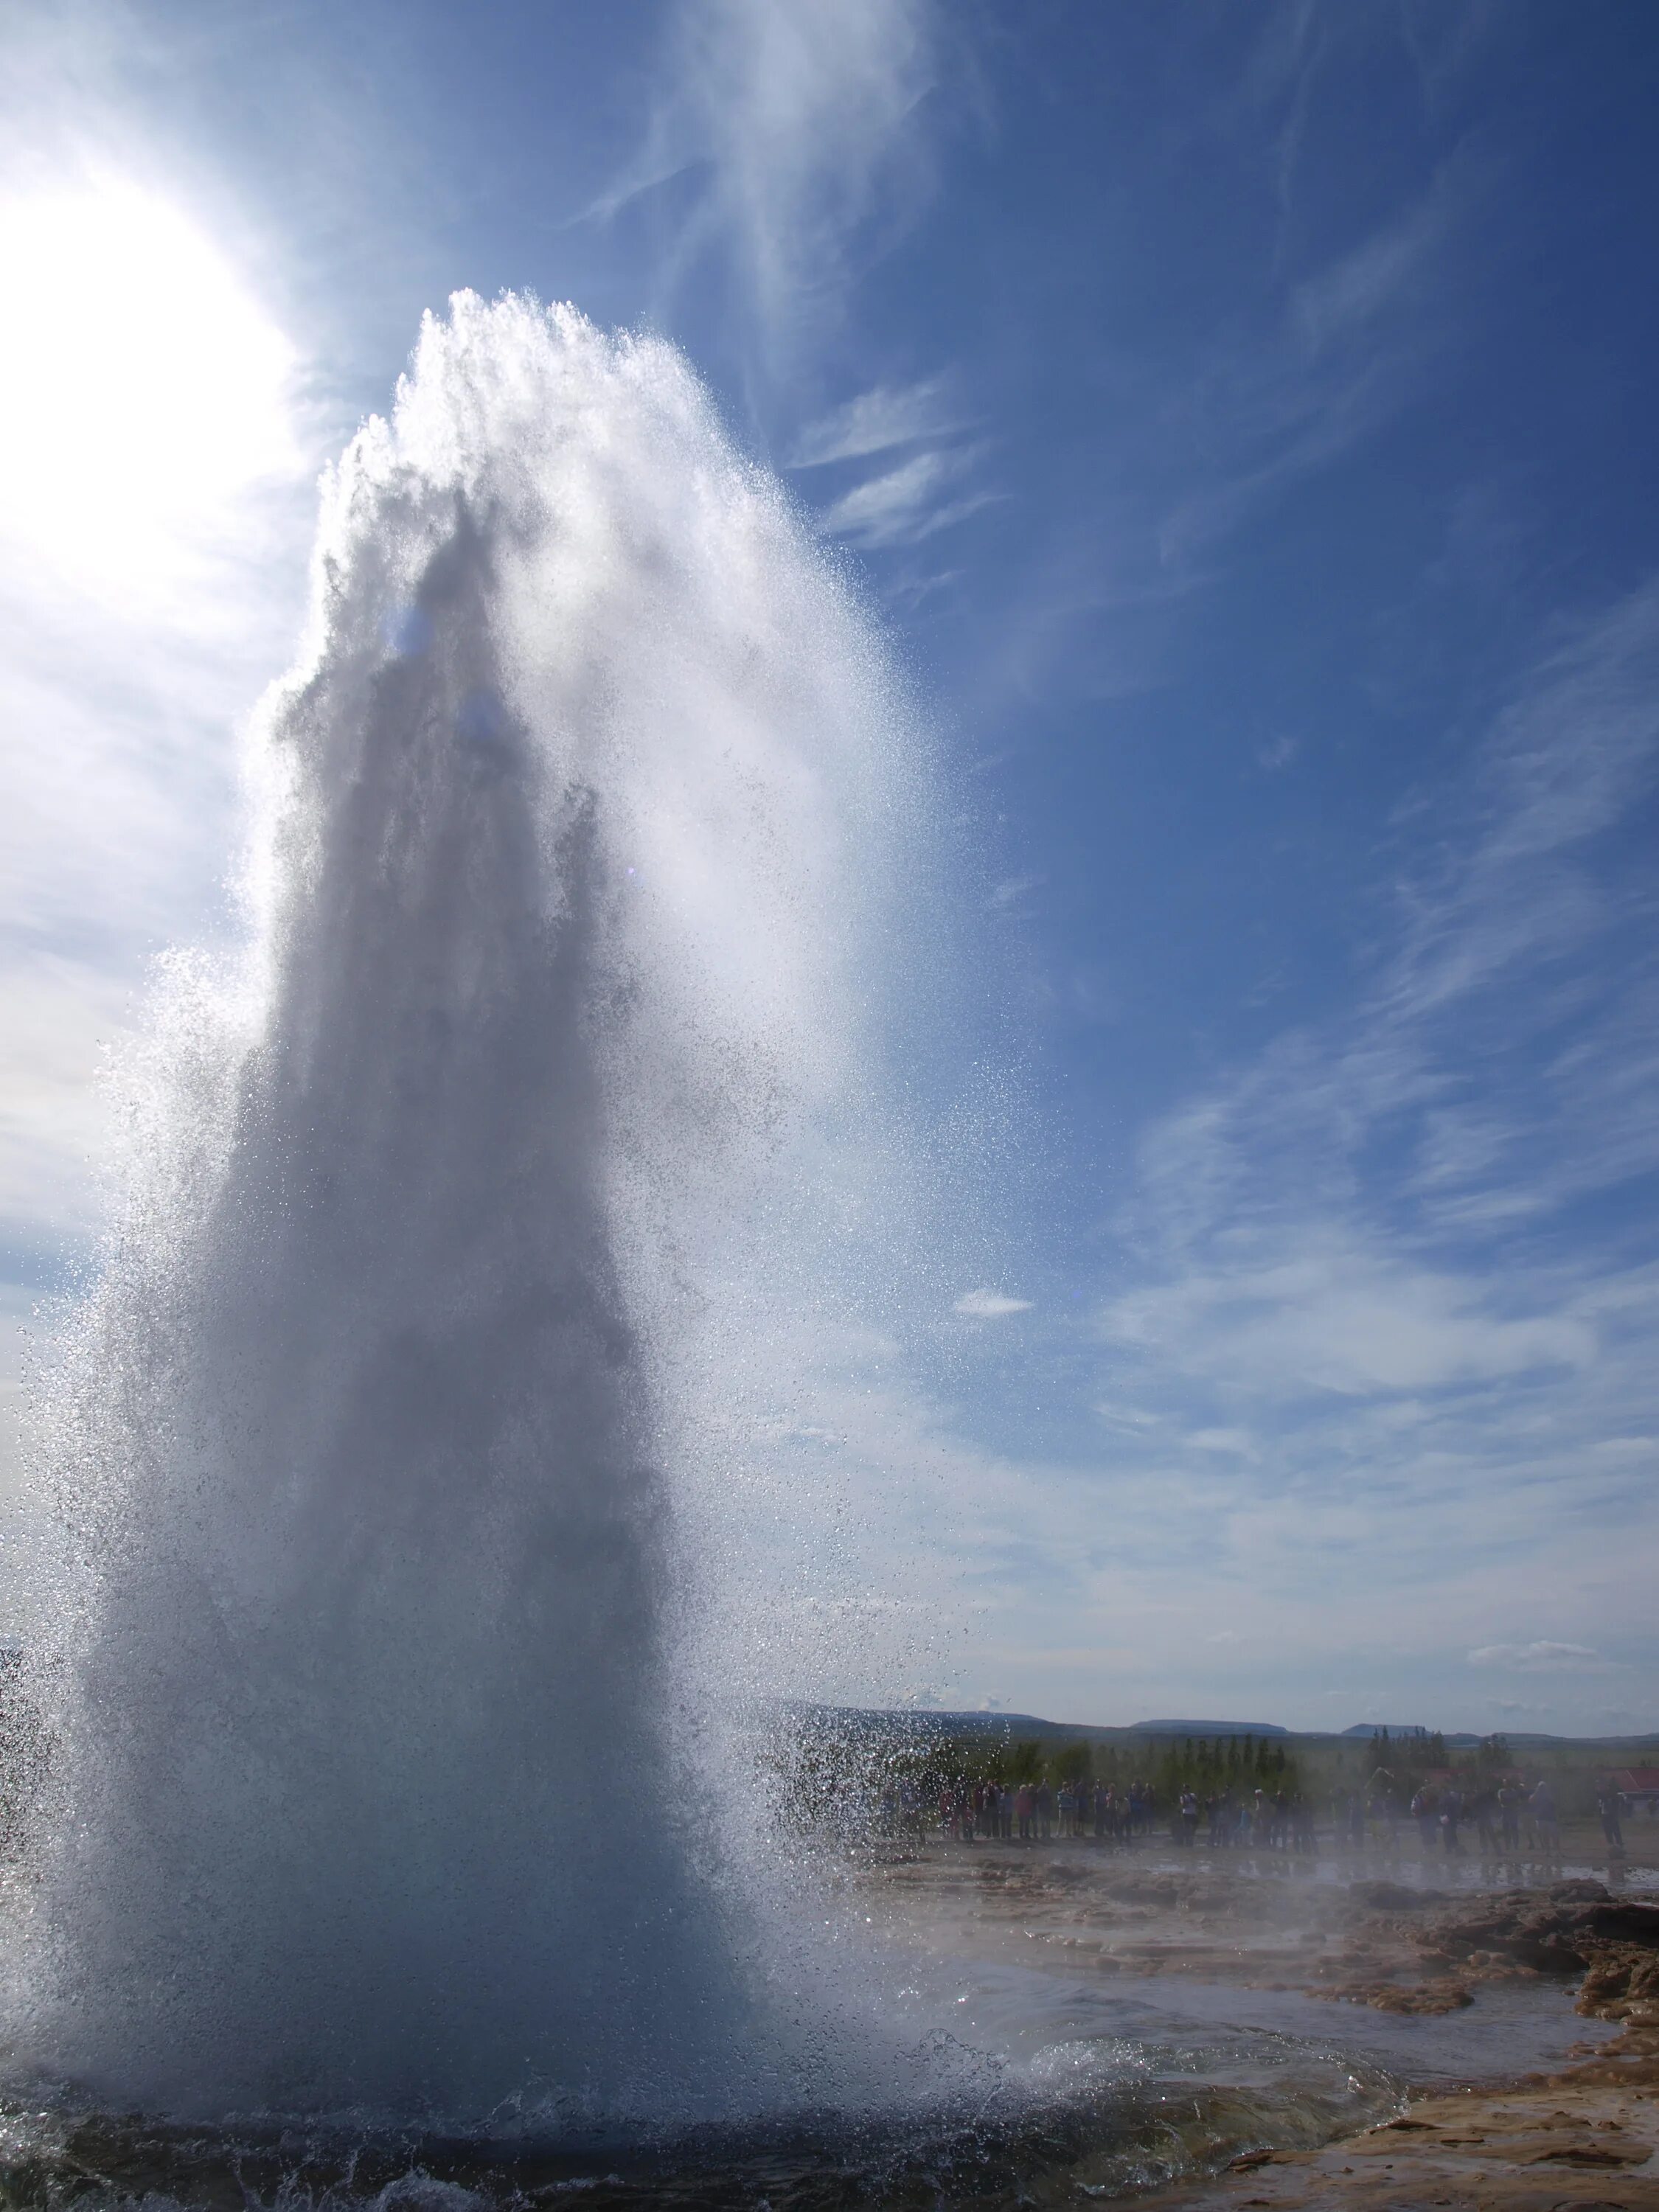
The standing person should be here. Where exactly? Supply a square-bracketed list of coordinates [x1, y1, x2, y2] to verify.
[1179, 1787, 1200, 1846]
[1498, 1781, 1521, 1853]
[1385, 1786, 1402, 1854]
[1256, 1778, 1283, 1849]
[1472, 1785, 1499, 1858]
[1270, 1790, 1289, 1850]
[1530, 1778, 1561, 1859]
[1596, 1775, 1626, 1858]
[1015, 1784, 1034, 1843]
[1037, 1779, 1054, 1841]
[1440, 1784, 1464, 1854]
[1411, 1784, 1439, 1857]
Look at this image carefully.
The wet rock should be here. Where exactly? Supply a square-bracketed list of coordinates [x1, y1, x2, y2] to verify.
[1348, 1879, 1441, 1911]
[1576, 1947, 1659, 2020]
[1422, 1890, 1659, 1975]
[1308, 1976, 1474, 2014]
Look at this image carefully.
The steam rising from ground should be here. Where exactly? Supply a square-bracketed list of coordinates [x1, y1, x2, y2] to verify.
[1, 296, 955, 2129]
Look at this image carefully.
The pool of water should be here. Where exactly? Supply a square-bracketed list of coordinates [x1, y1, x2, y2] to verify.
[0, 1943, 1612, 2212]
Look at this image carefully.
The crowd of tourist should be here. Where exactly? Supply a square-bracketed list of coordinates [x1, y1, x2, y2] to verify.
[874, 1767, 1639, 1859]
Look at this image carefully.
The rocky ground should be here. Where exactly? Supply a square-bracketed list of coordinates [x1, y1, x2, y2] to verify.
[1145, 2066, 1659, 2212]
[854, 1844, 1659, 2208]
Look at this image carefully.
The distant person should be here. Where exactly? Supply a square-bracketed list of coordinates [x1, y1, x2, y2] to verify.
[1335, 1788, 1354, 1849]
[1251, 1788, 1270, 1848]
[1596, 1777, 1624, 1857]
[1273, 1790, 1292, 1850]
[1179, 1788, 1200, 1846]
[1530, 1778, 1561, 1858]
[1411, 1784, 1439, 1857]
[1472, 1786, 1499, 1857]
[1440, 1786, 1464, 1854]
[1371, 1786, 1399, 1853]
[1498, 1781, 1521, 1852]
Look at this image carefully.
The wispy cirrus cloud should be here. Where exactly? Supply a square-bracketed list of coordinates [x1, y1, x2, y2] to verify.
[603, 0, 963, 363]
[1081, 578, 1659, 1717]
[790, 375, 967, 468]
[791, 369, 995, 554]
[1469, 1641, 1606, 1672]
[1157, 146, 1490, 565]
[817, 442, 998, 549]
[954, 1288, 1034, 1320]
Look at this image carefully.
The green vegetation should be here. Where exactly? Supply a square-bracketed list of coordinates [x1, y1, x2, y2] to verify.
[897, 1730, 1302, 1801]
[851, 1720, 1659, 1821]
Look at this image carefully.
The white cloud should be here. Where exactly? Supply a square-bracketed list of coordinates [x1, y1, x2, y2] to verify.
[988, 872, 1044, 916]
[790, 376, 965, 468]
[818, 445, 997, 549]
[1062, 580, 1659, 1723]
[0, 131, 322, 1567]
[605, 0, 961, 362]
[953, 1288, 1033, 1319]
[1185, 1428, 1258, 1458]
[1103, 1241, 1593, 1397]
[1469, 1642, 1605, 1672]
[1157, 148, 1486, 566]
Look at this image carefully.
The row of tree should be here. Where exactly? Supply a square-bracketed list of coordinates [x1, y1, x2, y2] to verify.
[900, 1733, 1303, 1801]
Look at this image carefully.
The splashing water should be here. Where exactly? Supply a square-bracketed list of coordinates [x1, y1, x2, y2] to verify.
[2, 295, 943, 2132]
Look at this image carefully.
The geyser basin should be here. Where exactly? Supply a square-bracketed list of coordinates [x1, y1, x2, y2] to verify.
[1, 294, 937, 2130]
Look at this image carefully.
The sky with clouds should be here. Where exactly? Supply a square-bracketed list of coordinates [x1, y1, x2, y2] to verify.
[2, 0, 1656, 1736]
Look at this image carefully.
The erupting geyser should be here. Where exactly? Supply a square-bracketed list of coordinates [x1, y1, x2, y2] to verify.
[4, 296, 934, 2129]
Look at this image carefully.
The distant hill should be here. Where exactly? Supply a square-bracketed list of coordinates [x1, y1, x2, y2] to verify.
[1129, 1719, 1289, 1737]
[1338, 1722, 1659, 1749]
[771, 1703, 1658, 1751]
[1342, 1724, 1483, 1745]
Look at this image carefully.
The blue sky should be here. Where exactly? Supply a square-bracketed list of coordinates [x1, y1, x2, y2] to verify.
[2, 0, 1657, 1735]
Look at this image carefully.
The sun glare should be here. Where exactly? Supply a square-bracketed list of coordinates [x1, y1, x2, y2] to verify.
[0, 176, 301, 592]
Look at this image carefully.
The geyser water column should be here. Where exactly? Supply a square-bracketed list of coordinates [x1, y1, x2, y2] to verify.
[11, 296, 931, 2126]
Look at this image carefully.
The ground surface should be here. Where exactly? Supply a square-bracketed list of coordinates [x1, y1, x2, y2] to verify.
[852, 1838, 1659, 2209]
